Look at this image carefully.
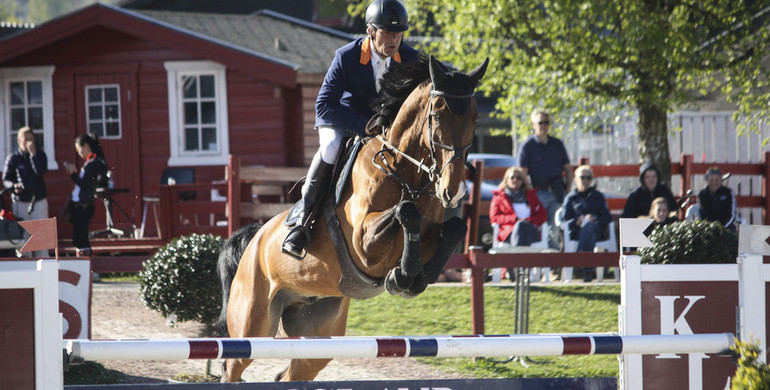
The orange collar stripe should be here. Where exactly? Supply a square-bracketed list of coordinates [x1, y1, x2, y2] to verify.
[360, 36, 403, 65]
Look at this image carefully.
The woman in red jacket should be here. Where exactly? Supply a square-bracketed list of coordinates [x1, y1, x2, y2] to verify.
[490, 166, 547, 246]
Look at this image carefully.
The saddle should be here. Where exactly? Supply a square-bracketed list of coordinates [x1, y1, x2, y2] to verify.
[284, 137, 385, 299]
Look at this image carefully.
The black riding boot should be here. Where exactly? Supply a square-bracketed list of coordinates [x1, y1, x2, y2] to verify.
[282, 152, 334, 259]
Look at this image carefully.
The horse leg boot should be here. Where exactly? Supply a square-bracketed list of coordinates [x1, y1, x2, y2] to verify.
[282, 152, 334, 259]
[385, 201, 422, 296]
[405, 216, 467, 297]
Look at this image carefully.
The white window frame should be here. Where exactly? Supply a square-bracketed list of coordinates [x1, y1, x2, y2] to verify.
[164, 61, 229, 166]
[0, 66, 57, 170]
[85, 83, 122, 139]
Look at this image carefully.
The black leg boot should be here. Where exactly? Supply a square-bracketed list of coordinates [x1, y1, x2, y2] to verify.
[282, 152, 334, 259]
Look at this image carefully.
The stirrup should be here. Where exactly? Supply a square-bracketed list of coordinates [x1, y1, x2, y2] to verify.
[282, 225, 312, 260]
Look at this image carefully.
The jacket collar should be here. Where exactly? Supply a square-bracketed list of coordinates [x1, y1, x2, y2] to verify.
[359, 36, 402, 65]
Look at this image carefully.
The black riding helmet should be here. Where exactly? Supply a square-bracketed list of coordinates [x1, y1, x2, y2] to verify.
[366, 0, 409, 32]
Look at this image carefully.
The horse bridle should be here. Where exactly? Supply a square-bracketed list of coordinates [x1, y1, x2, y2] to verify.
[373, 87, 476, 201]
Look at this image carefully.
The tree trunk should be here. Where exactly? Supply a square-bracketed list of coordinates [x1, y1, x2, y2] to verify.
[637, 104, 672, 185]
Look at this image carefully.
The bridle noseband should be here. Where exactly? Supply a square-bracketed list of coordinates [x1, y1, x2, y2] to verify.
[373, 87, 476, 201]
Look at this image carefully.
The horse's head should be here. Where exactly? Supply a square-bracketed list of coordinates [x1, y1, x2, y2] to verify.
[425, 55, 488, 208]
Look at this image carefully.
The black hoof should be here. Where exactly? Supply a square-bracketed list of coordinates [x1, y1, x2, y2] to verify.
[385, 267, 415, 296]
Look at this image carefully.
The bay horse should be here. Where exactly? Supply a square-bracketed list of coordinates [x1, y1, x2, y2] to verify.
[218, 55, 489, 382]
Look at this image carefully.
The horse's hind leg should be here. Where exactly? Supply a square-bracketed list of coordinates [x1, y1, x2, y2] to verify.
[274, 296, 351, 381]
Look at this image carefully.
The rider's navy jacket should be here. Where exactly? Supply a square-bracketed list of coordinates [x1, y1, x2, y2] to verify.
[315, 36, 420, 137]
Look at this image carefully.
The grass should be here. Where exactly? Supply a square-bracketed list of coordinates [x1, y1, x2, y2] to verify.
[346, 283, 620, 379]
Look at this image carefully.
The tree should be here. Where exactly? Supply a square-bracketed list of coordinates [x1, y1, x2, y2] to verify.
[350, 0, 770, 182]
[0, 0, 21, 22]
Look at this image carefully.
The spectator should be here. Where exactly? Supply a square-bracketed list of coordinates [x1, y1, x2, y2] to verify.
[561, 165, 611, 282]
[64, 134, 108, 257]
[489, 166, 547, 246]
[2, 126, 49, 257]
[517, 108, 572, 248]
[621, 162, 677, 219]
[696, 166, 737, 231]
[282, 0, 420, 259]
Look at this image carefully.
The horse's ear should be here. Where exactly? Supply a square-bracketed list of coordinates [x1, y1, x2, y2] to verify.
[467, 57, 489, 88]
[365, 116, 383, 136]
[429, 55, 448, 89]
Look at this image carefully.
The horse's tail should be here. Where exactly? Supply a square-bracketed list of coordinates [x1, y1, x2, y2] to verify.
[216, 221, 263, 336]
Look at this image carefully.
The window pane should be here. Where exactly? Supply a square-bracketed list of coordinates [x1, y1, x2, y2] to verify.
[182, 76, 197, 98]
[105, 104, 119, 120]
[27, 82, 42, 105]
[89, 106, 103, 120]
[104, 87, 118, 102]
[35, 133, 44, 149]
[105, 122, 120, 137]
[184, 128, 199, 151]
[10, 82, 24, 105]
[28, 108, 43, 129]
[183, 102, 198, 124]
[88, 88, 102, 103]
[89, 123, 104, 136]
[201, 102, 216, 124]
[200, 75, 215, 98]
[202, 127, 217, 151]
[9, 135, 16, 151]
[11, 108, 25, 129]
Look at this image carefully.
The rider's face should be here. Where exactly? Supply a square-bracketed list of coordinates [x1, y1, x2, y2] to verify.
[369, 27, 403, 58]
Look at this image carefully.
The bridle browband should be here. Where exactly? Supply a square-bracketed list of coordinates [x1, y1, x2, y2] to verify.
[372, 86, 477, 201]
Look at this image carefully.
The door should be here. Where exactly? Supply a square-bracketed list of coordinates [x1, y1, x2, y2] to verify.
[74, 72, 140, 234]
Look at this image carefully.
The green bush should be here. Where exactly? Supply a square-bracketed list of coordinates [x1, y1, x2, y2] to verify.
[139, 234, 224, 326]
[732, 338, 770, 390]
[638, 220, 737, 264]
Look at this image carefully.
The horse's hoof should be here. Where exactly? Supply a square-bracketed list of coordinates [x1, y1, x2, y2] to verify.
[406, 275, 429, 296]
[385, 267, 414, 295]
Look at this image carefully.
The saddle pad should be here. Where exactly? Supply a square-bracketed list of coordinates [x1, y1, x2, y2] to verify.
[334, 137, 367, 206]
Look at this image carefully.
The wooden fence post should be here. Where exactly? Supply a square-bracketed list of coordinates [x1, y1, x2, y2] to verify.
[764, 152, 770, 225]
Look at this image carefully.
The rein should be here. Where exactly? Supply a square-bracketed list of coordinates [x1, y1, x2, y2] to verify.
[372, 87, 475, 201]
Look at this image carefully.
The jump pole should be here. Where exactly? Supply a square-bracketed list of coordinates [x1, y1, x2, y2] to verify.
[67, 333, 734, 362]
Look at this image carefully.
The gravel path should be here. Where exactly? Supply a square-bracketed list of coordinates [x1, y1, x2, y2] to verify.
[89, 282, 469, 384]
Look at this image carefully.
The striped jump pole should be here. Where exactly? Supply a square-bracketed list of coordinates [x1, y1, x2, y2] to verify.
[67, 333, 734, 363]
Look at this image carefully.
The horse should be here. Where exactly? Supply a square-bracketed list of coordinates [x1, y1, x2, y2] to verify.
[217, 55, 489, 382]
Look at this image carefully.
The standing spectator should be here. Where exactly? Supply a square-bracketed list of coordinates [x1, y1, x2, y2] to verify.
[621, 162, 677, 219]
[489, 166, 547, 246]
[561, 165, 611, 282]
[517, 109, 572, 248]
[2, 126, 48, 257]
[64, 134, 108, 257]
[282, 0, 420, 259]
[696, 166, 737, 231]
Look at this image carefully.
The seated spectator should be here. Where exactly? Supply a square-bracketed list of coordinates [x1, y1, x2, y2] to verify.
[697, 166, 737, 231]
[490, 166, 547, 246]
[645, 197, 678, 235]
[621, 162, 677, 219]
[561, 165, 611, 282]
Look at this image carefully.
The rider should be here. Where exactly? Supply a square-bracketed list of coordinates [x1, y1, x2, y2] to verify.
[282, 0, 421, 259]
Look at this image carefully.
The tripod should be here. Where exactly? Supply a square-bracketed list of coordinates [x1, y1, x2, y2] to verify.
[89, 187, 136, 238]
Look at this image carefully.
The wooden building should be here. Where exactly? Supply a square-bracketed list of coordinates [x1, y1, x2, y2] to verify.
[0, 3, 352, 239]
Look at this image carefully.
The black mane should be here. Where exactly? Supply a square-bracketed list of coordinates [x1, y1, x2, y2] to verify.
[369, 55, 430, 130]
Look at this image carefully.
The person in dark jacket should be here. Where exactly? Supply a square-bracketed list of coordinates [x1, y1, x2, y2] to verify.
[64, 134, 107, 256]
[621, 161, 677, 219]
[561, 165, 611, 282]
[489, 166, 547, 246]
[697, 166, 737, 231]
[645, 196, 678, 234]
[3, 127, 49, 257]
[282, 0, 421, 259]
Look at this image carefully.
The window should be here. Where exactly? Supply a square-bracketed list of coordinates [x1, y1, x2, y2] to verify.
[0, 66, 57, 170]
[165, 61, 229, 166]
[86, 84, 121, 138]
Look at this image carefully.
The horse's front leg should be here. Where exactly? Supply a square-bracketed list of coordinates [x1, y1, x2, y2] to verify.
[403, 216, 467, 297]
[385, 201, 423, 296]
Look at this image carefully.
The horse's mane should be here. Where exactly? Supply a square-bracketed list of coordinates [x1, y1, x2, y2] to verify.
[369, 54, 431, 130]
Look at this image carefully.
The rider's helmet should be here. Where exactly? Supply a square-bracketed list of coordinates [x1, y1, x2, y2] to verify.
[365, 0, 409, 32]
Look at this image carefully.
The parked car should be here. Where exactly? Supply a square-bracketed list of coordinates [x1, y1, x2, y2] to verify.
[462, 153, 518, 249]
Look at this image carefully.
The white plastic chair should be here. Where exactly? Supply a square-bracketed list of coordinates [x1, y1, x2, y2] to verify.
[491, 222, 551, 283]
[555, 207, 617, 282]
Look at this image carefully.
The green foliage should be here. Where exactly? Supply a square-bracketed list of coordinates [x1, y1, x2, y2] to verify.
[348, 284, 619, 378]
[638, 220, 737, 264]
[349, 0, 770, 180]
[139, 234, 224, 325]
[0, 0, 21, 21]
[731, 339, 770, 390]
